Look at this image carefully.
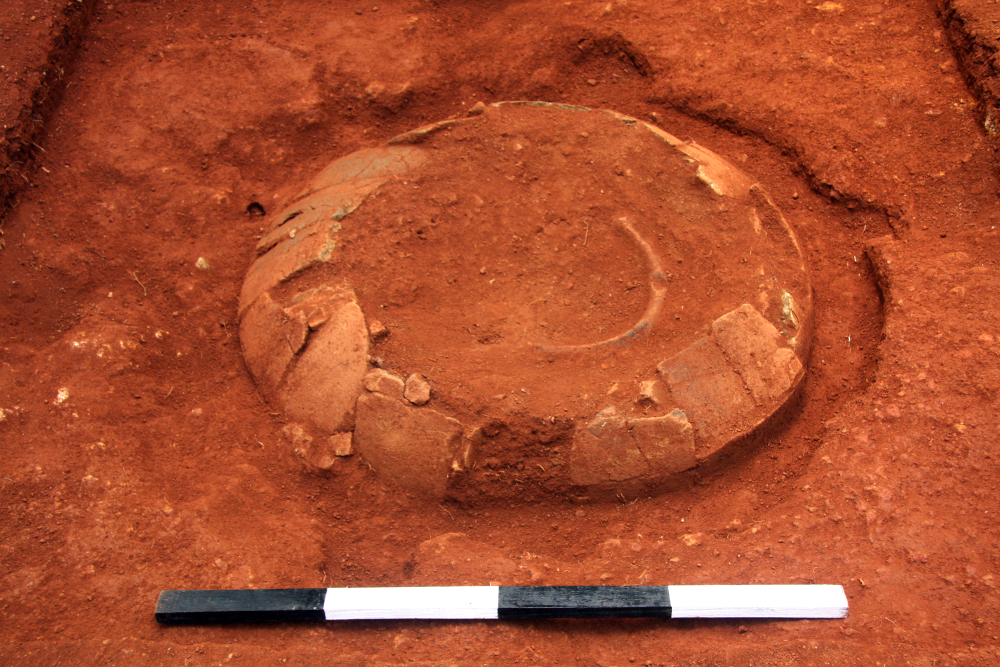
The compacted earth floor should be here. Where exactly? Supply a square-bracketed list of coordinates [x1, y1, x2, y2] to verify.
[2, 0, 1000, 665]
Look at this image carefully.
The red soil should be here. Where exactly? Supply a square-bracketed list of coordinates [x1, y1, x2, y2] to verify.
[1, 0, 1000, 665]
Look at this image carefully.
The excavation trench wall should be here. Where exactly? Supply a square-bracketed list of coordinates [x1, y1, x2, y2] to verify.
[0, 0, 96, 221]
[938, 0, 1000, 164]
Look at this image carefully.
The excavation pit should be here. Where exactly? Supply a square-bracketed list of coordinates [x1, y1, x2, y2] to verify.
[238, 102, 813, 501]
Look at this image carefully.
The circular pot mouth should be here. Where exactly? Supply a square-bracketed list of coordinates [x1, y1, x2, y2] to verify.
[238, 101, 813, 502]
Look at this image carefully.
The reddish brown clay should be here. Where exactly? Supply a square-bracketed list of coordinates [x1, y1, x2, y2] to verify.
[2, 1, 999, 663]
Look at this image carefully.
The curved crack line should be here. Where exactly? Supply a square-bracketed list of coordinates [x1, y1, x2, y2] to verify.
[535, 217, 668, 354]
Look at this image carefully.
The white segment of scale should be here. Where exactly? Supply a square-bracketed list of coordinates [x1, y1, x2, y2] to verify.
[668, 584, 848, 619]
[324, 586, 500, 620]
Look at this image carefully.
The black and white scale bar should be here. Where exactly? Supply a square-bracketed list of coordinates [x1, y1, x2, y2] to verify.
[155, 585, 847, 624]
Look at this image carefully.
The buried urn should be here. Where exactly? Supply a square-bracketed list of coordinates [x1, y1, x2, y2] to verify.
[238, 102, 813, 501]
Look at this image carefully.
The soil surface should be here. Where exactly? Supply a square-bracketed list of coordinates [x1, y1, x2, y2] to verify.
[330, 105, 808, 415]
[1, 0, 1000, 665]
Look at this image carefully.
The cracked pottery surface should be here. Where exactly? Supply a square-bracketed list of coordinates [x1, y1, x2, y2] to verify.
[239, 103, 813, 499]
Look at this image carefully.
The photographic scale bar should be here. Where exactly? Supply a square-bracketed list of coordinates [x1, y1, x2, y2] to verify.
[155, 585, 848, 624]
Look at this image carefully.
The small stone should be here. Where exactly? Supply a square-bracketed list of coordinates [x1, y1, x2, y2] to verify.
[637, 379, 666, 406]
[195, 257, 210, 270]
[331, 432, 353, 456]
[368, 319, 390, 341]
[587, 78, 598, 86]
[363, 368, 405, 399]
[282, 423, 313, 447]
[467, 101, 487, 116]
[363, 80, 412, 113]
[284, 285, 353, 330]
[680, 532, 704, 546]
[404, 373, 431, 405]
[311, 454, 336, 470]
[285, 424, 346, 470]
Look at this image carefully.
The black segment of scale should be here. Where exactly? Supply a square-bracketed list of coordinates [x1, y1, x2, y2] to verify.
[498, 585, 672, 619]
[155, 588, 327, 624]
